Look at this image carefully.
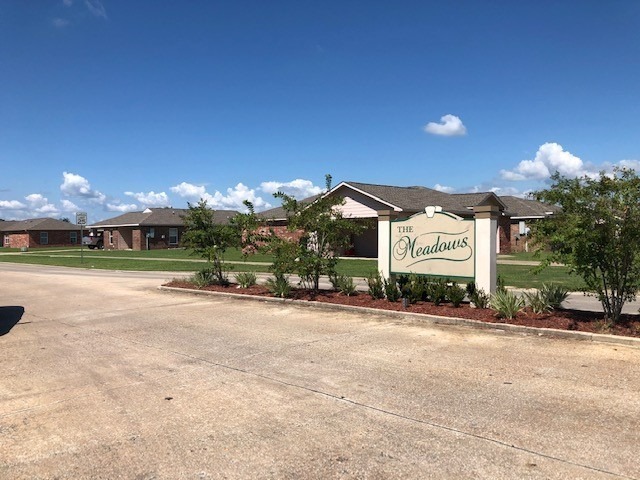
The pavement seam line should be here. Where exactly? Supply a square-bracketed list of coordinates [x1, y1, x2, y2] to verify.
[89, 330, 635, 480]
[13, 301, 636, 479]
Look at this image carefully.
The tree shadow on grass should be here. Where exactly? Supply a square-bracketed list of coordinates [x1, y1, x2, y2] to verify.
[0, 306, 25, 336]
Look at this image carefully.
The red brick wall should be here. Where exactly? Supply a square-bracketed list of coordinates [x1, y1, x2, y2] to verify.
[104, 226, 185, 250]
[2, 230, 80, 248]
[509, 223, 534, 253]
[498, 217, 512, 254]
[3, 233, 29, 248]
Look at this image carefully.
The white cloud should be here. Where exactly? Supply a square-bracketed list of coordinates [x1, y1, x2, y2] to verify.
[52, 18, 70, 28]
[260, 179, 323, 199]
[106, 202, 138, 213]
[170, 182, 207, 199]
[60, 172, 106, 204]
[125, 191, 170, 208]
[488, 186, 522, 196]
[618, 159, 640, 171]
[84, 0, 107, 18]
[424, 114, 467, 137]
[61, 199, 80, 212]
[171, 181, 271, 212]
[500, 143, 596, 181]
[25, 194, 59, 215]
[433, 184, 455, 193]
[209, 183, 271, 211]
[0, 200, 26, 210]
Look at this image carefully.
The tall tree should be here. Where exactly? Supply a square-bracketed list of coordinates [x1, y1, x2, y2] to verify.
[272, 174, 364, 293]
[533, 168, 640, 323]
[181, 199, 238, 285]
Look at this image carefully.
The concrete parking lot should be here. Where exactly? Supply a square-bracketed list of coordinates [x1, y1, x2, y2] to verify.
[1, 263, 639, 479]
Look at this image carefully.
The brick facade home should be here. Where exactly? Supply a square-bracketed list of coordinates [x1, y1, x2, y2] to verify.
[0, 218, 82, 249]
[257, 181, 557, 257]
[88, 207, 239, 251]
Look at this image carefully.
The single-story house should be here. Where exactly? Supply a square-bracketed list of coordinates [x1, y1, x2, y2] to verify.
[0, 218, 83, 249]
[88, 207, 239, 251]
[258, 181, 558, 256]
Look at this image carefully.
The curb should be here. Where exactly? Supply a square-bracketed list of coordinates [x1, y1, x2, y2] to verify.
[158, 286, 640, 348]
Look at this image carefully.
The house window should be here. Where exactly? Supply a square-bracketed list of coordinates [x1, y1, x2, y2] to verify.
[3, 235, 9, 246]
[169, 228, 178, 245]
[40, 232, 49, 245]
[70, 231, 78, 244]
[108, 230, 114, 245]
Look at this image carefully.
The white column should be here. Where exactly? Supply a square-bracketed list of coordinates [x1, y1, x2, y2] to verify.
[474, 205, 499, 294]
[377, 210, 396, 279]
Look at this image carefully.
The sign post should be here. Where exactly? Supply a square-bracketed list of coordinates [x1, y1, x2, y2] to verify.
[76, 212, 87, 264]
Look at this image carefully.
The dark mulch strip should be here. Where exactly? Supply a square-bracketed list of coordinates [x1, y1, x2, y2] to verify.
[164, 281, 640, 338]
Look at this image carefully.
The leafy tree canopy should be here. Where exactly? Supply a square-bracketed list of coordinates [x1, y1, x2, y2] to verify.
[181, 199, 238, 285]
[533, 168, 640, 323]
[241, 174, 366, 293]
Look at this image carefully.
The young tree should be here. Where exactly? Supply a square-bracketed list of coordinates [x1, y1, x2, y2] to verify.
[273, 174, 364, 293]
[240, 175, 365, 294]
[181, 199, 238, 285]
[533, 168, 640, 323]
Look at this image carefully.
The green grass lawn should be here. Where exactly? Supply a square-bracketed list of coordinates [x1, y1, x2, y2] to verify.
[0, 246, 586, 290]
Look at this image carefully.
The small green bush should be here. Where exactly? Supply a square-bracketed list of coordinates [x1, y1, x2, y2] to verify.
[192, 267, 217, 288]
[366, 271, 385, 299]
[447, 283, 466, 307]
[465, 281, 476, 298]
[402, 274, 429, 304]
[523, 290, 552, 314]
[337, 275, 358, 296]
[265, 274, 291, 298]
[235, 271, 257, 288]
[470, 289, 490, 309]
[384, 277, 401, 302]
[540, 283, 569, 309]
[427, 278, 449, 306]
[490, 290, 524, 320]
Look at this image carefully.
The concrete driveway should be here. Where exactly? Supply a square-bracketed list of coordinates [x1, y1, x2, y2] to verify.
[1, 263, 638, 479]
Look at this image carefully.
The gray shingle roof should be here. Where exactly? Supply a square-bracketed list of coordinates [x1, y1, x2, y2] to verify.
[340, 182, 508, 216]
[0, 218, 81, 232]
[90, 208, 239, 227]
[256, 194, 322, 220]
[498, 196, 560, 217]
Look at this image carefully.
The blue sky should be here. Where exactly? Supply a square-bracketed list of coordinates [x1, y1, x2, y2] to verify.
[1, 1, 639, 222]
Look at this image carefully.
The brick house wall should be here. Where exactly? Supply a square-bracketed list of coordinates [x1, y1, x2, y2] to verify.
[3, 233, 29, 248]
[498, 216, 512, 254]
[104, 226, 185, 250]
[3, 230, 80, 248]
[510, 223, 533, 253]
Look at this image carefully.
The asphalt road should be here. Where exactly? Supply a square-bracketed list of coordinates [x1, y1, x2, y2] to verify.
[1, 264, 639, 479]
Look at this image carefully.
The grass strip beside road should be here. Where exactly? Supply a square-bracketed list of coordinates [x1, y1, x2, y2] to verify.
[0, 248, 584, 289]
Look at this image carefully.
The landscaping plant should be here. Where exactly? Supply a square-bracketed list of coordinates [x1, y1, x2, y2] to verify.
[335, 275, 358, 296]
[534, 168, 640, 323]
[265, 274, 292, 298]
[523, 290, 552, 314]
[384, 277, 401, 302]
[181, 199, 237, 286]
[470, 288, 490, 309]
[539, 283, 569, 309]
[490, 290, 524, 320]
[427, 278, 449, 306]
[366, 271, 385, 299]
[235, 271, 258, 288]
[447, 283, 466, 307]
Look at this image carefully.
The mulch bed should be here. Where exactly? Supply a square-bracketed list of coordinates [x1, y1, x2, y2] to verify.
[164, 280, 640, 338]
